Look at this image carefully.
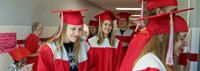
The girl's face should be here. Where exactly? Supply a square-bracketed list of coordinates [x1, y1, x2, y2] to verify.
[66, 24, 83, 42]
[89, 26, 98, 35]
[174, 32, 188, 57]
[101, 20, 112, 36]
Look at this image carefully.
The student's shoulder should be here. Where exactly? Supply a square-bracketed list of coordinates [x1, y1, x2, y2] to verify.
[133, 52, 166, 71]
[39, 42, 53, 52]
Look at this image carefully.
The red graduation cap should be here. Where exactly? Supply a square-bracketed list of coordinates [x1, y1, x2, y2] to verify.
[52, 9, 87, 25]
[9, 45, 31, 61]
[52, 9, 87, 40]
[135, 8, 193, 21]
[89, 20, 99, 27]
[94, 10, 117, 22]
[133, 8, 193, 34]
[146, 14, 188, 35]
[117, 12, 132, 20]
[145, 0, 177, 11]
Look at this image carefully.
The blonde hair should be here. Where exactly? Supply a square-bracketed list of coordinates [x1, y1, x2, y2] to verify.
[46, 24, 81, 61]
[97, 21, 115, 46]
[134, 33, 179, 71]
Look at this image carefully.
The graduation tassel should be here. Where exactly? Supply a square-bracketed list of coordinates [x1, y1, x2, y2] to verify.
[135, 0, 145, 32]
[166, 13, 174, 66]
[98, 16, 101, 35]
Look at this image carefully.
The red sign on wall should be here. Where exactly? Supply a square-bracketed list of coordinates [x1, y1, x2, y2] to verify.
[0, 33, 17, 54]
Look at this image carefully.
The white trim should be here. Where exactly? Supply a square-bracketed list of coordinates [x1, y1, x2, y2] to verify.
[88, 36, 119, 48]
[132, 52, 166, 71]
[114, 28, 133, 36]
[78, 41, 90, 62]
[47, 42, 69, 61]
[47, 41, 90, 62]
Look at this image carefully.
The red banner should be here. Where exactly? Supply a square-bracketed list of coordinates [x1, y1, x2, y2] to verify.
[0, 33, 17, 53]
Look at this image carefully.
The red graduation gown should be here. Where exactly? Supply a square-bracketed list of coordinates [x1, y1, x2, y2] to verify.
[132, 53, 166, 71]
[119, 29, 152, 71]
[25, 33, 41, 71]
[86, 36, 124, 71]
[37, 41, 89, 71]
[114, 28, 134, 53]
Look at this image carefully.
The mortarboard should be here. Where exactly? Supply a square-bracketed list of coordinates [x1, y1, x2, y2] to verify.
[89, 20, 99, 27]
[138, 8, 194, 35]
[146, 14, 188, 35]
[94, 10, 117, 22]
[135, 8, 193, 22]
[9, 45, 31, 61]
[117, 12, 132, 20]
[134, 8, 193, 65]
[52, 9, 87, 25]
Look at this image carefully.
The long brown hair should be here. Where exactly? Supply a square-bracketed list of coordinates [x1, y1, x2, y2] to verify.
[46, 24, 81, 61]
[134, 33, 179, 71]
[97, 21, 115, 46]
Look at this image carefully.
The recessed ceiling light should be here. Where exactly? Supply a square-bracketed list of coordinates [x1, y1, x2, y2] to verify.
[116, 8, 141, 10]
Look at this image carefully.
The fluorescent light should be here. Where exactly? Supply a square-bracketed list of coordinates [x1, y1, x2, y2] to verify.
[129, 18, 139, 20]
[116, 8, 141, 10]
[131, 15, 141, 17]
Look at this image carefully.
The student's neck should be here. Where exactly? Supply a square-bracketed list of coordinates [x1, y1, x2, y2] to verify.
[104, 34, 108, 38]
[64, 38, 72, 43]
[120, 26, 127, 31]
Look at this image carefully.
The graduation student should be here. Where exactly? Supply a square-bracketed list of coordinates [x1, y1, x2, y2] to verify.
[86, 10, 124, 71]
[37, 9, 89, 71]
[88, 20, 99, 39]
[114, 12, 134, 53]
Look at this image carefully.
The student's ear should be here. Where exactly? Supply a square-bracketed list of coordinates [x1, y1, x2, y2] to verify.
[158, 34, 164, 41]
[156, 8, 164, 14]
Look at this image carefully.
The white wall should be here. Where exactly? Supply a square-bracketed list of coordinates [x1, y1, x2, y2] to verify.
[189, 0, 200, 71]
[177, 0, 189, 22]
[177, 0, 200, 71]
[0, 0, 104, 71]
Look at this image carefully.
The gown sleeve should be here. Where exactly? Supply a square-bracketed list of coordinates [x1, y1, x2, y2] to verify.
[119, 30, 152, 71]
[37, 44, 54, 71]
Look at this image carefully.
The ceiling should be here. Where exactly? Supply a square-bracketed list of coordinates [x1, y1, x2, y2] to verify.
[87, 0, 148, 18]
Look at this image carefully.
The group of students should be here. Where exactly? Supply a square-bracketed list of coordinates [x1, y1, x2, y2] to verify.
[7, 0, 193, 71]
